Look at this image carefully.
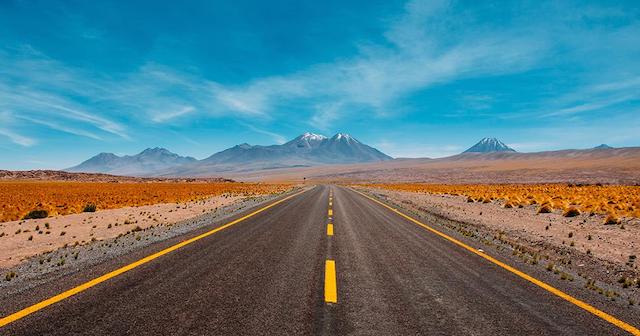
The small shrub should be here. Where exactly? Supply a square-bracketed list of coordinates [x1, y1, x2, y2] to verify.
[563, 207, 580, 217]
[538, 205, 552, 214]
[83, 203, 97, 212]
[604, 214, 619, 225]
[5, 272, 16, 281]
[503, 202, 513, 209]
[568, 232, 573, 238]
[466, 197, 474, 203]
[23, 209, 48, 220]
[28, 235, 33, 241]
[60, 231, 66, 236]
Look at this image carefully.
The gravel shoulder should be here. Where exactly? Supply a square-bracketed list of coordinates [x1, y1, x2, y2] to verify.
[355, 186, 640, 308]
[0, 187, 301, 297]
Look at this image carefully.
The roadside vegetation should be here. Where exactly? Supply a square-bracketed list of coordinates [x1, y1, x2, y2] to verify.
[0, 181, 291, 222]
[361, 183, 640, 222]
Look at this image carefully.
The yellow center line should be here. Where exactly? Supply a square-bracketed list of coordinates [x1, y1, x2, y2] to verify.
[327, 224, 334, 236]
[0, 189, 307, 328]
[328, 209, 333, 216]
[352, 189, 640, 336]
[324, 260, 338, 303]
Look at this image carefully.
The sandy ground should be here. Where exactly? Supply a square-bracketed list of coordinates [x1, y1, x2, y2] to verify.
[0, 195, 242, 268]
[361, 188, 640, 266]
[225, 147, 640, 184]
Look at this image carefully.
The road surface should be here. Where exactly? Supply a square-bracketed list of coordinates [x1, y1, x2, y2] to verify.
[1, 185, 638, 335]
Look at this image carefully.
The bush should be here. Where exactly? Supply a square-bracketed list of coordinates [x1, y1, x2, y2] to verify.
[604, 214, 619, 225]
[83, 203, 97, 212]
[23, 209, 48, 220]
[538, 205, 552, 214]
[563, 207, 580, 217]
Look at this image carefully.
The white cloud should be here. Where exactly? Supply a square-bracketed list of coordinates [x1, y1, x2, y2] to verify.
[17, 115, 102, 140]
[207, 0, 547, 124]
[0, 128, 36, 147]
[151, 106, 195, 123]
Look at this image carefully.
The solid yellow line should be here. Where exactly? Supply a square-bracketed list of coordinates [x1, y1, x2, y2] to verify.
[0, 190, 306, 328]
[327, 224, 334, 236]
[325, 260, 337, 303]
[352, 189, 640, 336]
[328, 209, 333, 216]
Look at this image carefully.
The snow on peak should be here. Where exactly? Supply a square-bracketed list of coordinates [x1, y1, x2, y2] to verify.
[330, 133, 361, 144]
[464, 137, 516, 153]
[301, 132, 327, 141]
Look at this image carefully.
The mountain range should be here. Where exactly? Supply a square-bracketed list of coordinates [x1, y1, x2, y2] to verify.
[67, 148, 197, 176]
[68, 133, 392, 176]
[68, 133, 621, 177]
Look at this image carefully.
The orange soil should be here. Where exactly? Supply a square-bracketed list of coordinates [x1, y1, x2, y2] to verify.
[360, 184, 640, 220]
[0, 181, 291, 223]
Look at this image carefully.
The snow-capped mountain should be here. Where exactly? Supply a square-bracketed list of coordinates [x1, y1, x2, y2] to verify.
[191, 132, 392, 172]
[283, 132, 328, 150]
[69, 133, 392, 176]
[463, 138, 516, 153]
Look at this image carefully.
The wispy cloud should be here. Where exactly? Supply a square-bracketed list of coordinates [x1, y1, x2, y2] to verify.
[239, 122, 287, 144]
[514, 76, 640, 120]
[151, 106, 195, 123]
[203, 0, 547, 125]
[17, 115, 102, 140]
[0, 128, 36, 147]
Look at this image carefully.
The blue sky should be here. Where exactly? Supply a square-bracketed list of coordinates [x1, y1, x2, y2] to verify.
[1, 0, 639, 169]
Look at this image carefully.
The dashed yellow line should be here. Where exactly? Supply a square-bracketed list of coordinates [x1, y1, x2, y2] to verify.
[0, 190, 306, 328]
[353, 189, 640, 336]
[324, 260, 338, 303]
[327, 224, 334, 236]
[328, 209, 333, 216]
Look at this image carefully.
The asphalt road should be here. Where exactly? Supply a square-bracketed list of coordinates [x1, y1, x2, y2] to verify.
[1, 185, 638, 335]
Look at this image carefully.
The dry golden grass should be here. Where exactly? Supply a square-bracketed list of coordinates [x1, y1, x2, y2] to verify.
[0, 181, 291, 222]
[362, 183, 640, 220]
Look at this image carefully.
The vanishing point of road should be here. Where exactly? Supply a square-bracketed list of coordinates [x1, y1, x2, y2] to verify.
[1, 185, 639, 335]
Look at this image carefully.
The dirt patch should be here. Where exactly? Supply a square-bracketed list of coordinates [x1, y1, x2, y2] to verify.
[0, 195, 242, 269]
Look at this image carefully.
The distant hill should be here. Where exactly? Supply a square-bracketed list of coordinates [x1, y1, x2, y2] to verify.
[233, 146, 640, 185]
[0, 170, 231, 182]
[594, 144, 613, 149]
[463, 138, 516, 153]
[68, 133, 392, 176]
[67, 148, 197, 176]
